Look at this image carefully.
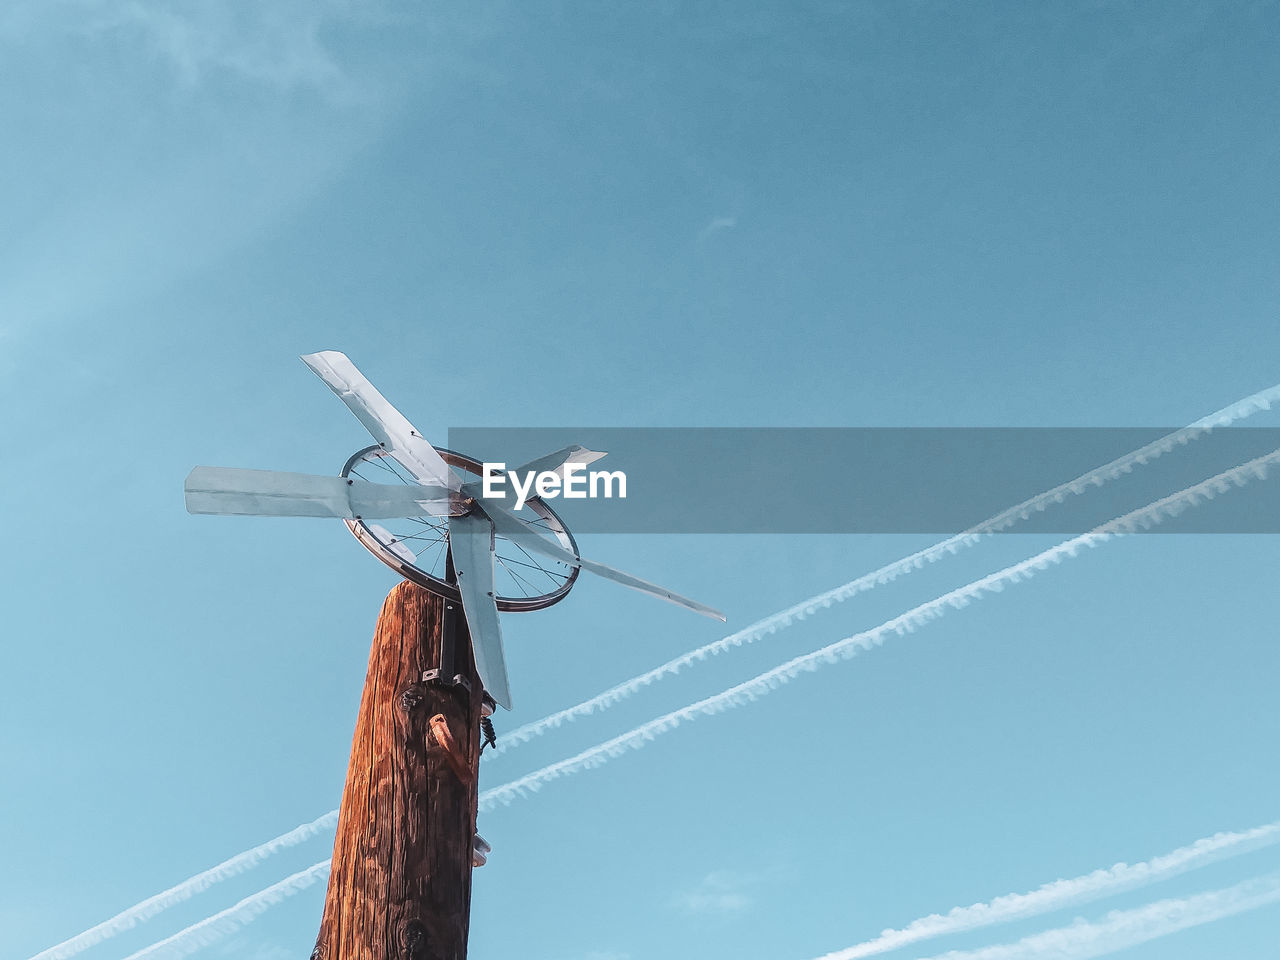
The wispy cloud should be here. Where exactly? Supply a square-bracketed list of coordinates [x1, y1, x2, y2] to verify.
[913, 873, 1280, 960]
[116, 2, 344, 91]
[2, 0, 364, 96]
[0, 0, 402, 357]
[697, 215, 738, 243]
[677, 870, 758, 915]
[809, 820, 1280, 959]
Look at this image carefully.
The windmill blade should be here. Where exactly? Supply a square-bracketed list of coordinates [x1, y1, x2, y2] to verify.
[460, 445, 607, 501]
[185, 466, 458, 519]
[448, 512, 513, 710]
[479, 502, 726, 622]
[510, 444, 608, 480]
[301, 351, 460, 490]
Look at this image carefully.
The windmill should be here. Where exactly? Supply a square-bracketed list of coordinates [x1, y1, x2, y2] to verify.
[185, 350, 724, 710]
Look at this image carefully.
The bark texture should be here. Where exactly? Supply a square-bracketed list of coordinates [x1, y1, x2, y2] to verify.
[313, 581, 481, 960]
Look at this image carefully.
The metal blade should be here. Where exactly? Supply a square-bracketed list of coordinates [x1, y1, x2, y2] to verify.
[448, 512, 513, 710]
[301, 351, 459, 489]
[185, 466, 458, 519]
[574, 555, 726, 621]
[479, 503, 726, 621]
[461, 445, 608, 501]
[511, 444, 608, 479]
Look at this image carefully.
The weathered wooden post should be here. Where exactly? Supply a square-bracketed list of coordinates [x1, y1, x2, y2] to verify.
[312, 580, 484, 960]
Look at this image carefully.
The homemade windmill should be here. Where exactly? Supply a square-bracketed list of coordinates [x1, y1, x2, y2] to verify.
[185, 351, 724, 710]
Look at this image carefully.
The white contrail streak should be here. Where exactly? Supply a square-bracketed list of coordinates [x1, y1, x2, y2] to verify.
[478, 448, 1280, 809]
[909, 873, 1280, 960]
[809, 820, 1280, 959]
[117, 860, 331, 960]
[34, 386, 1278, 959]
[492, 383, 1280, 754]
[23, 811, 338, 960]
[114, 449, 1280, 960]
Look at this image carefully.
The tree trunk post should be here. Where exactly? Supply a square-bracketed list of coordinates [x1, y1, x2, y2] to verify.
[313, 580, 483, 960]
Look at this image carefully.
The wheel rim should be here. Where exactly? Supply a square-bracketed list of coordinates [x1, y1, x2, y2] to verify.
[340, 445, 579, 612]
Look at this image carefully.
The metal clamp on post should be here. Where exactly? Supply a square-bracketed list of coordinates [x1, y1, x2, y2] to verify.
[421, 668, 472, 692]
[422, 599, 472, 692]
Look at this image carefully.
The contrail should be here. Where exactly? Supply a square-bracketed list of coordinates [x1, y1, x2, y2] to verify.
[113, 451, 1280, 960]
[30, 384, 1279, 959]
[492, 383, 1280, 754]
[117, 860, 331, 960]
[479, 448, 1280, 809]
[23, 811, 338, 960]
[809, 820, 1280, 959]
[907, 872, 1280, 960]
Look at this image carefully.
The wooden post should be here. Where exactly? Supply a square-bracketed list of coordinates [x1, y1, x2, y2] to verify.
[313, 580, 483, 960]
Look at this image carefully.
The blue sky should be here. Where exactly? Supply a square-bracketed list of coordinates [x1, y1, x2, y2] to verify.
[4, 2, 1280, 959]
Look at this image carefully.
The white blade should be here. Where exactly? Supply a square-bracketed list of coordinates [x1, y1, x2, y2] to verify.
[301, 350, 459, 490]
[479, 503, 726, 621]
[185, 466, 458, 519]
[460, 445, 607, 501]
[448, 512, 513, 710]
[511, 444, 608, 480]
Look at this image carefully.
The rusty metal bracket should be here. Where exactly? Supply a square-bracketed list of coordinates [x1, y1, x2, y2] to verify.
[428, 713, 474, 784]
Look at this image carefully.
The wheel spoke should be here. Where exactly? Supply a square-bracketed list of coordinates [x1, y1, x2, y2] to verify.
[504, 536, 568, 586]
[496, 555, 539, 597]
[494, 549, 568, 586]
[395, 527, 450, 545]
[426, 537, 448, 576]
[411, 534, 448, 559]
